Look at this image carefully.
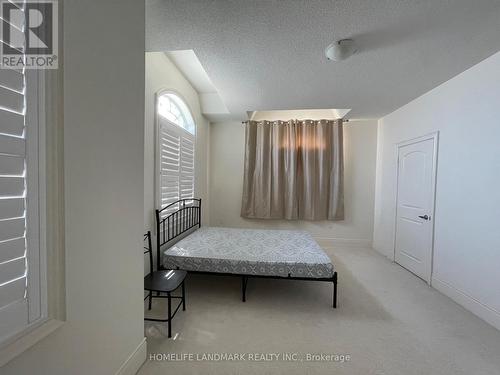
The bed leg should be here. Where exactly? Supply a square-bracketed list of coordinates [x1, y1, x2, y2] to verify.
[182, 280, 186, 311]
[333, 272, 338, 309]
[241, 276, 248, 302]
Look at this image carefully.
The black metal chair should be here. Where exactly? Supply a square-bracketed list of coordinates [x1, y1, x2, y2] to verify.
[143, 231, 186, 338]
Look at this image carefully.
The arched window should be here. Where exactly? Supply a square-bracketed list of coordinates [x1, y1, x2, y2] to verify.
[158, 92, 196, 135]
[156, 92, 196, 212]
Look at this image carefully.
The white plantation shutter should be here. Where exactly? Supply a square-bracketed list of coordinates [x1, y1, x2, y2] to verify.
[0, 9, 43, 344]
[0, 83, 28, 339]
[158, 117, 195, 216]
[159, 122, 181, 210]
[180, 136, 194, 200]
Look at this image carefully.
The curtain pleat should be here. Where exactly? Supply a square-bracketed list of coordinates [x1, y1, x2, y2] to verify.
[241, 119, 344, 221]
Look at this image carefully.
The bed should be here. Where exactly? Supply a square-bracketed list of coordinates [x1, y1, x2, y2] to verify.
[155, 199, 338, 308]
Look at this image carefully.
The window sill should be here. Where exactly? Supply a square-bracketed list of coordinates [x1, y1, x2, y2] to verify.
[0, 318, 64, 367]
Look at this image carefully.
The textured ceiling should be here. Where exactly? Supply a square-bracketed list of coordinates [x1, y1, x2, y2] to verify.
[146, 0, 500, 120]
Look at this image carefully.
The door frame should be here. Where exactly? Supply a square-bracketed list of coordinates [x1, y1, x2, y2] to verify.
[393, 131, 439, 285]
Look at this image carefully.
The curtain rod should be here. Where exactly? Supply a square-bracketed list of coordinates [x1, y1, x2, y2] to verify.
[241, 119, 349, 124]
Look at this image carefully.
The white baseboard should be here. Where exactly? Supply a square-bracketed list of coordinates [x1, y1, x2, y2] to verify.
[432, 277, 500, 331]
[115, 338, 147, 375]
[314, 237, 372, 248]
[371, 245, 395, 261]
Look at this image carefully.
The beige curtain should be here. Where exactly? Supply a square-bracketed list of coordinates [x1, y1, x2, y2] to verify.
[241, 119, 344, 221]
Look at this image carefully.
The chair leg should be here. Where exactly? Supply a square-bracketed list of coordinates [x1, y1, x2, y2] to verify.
[182, 281, 186, 311]
[241, 276, 247, 302]
[148, 291, 152, 310]
[167, 292, 172, 338]
[333, 272, 338, 309]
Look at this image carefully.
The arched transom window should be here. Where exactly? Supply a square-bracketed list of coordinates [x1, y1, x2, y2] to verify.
[158, 92, 196, 135]
[156, 92, 196, 213]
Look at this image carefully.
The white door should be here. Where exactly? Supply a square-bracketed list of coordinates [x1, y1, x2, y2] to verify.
[395, 134, 438, 283]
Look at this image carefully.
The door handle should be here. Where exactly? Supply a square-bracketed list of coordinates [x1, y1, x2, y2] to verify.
[418, 215, 430, 220]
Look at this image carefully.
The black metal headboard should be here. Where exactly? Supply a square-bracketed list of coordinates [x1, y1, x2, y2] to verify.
[155, 198, 201, 269]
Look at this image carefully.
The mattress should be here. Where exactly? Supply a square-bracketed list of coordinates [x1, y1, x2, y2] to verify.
[162, 227, 334, 278]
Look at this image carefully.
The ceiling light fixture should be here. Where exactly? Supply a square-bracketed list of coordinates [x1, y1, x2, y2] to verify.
[325, 39, 357, 61]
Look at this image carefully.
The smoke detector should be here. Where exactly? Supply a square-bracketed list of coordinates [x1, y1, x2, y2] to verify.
[325, 39, 357, 61]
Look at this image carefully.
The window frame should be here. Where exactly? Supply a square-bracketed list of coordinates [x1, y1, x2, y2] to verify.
[154, 90, 197, 217]
[0, 1, 64, 365]
[0, 68, 51, 358]
[25, 68, 46, 324]
[0, 66, 67, 366]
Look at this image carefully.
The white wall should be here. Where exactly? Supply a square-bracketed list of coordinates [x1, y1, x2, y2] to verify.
[373, 51, 500, 330]
[144, 52, 210, 234]
[2, 1, 146, 374]
[210, 120, 378, 245]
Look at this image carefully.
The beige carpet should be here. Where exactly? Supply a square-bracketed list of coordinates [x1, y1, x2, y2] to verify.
[138, 246, 500, 375]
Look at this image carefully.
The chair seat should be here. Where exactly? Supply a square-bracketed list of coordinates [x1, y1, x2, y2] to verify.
[144, 269, 187, 293]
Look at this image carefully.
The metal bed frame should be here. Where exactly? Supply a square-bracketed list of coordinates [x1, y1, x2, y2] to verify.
[156, 199, 338, 308]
